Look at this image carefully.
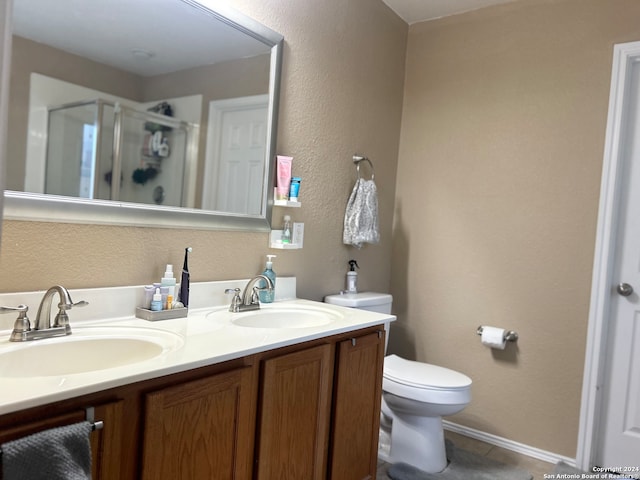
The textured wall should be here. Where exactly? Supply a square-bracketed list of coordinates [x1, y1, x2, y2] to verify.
[0, 0, 407, 303]
[390, 0, 640, 458]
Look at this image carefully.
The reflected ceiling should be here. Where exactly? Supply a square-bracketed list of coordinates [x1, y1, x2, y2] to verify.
[12, 0, 268, 76]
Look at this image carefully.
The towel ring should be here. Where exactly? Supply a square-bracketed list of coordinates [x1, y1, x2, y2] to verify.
[353, 154, 375, 181]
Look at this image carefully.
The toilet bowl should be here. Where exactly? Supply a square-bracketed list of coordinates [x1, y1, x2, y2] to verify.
[324, 292, 473, 474]
[382, 354, 472, 473]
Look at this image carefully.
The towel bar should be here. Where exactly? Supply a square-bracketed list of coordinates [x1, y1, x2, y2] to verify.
[0, 410, 103, 456]
[476, 325, 519, 342]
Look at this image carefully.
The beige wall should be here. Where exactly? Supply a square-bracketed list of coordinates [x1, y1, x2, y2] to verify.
[391, 0, 640, 458]
[0, 0, 407, 304]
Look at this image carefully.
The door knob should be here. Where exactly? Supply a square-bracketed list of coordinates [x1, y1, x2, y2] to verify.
[616, 283, 634, 296]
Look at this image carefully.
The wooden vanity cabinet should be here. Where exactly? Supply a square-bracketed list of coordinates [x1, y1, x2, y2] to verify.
[0, 325, 386, 480]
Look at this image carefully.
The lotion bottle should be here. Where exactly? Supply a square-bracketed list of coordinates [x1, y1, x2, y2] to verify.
[151, 288, 163, 311]
[259, 255, 276, 303]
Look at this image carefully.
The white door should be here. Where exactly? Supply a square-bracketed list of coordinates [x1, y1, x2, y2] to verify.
[203, 95, 268, 215]
[595, 55, 640, 473]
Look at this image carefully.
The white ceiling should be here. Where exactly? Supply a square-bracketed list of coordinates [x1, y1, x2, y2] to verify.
[381, 0, 521, 24]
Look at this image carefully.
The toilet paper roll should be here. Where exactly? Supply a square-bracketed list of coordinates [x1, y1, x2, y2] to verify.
[481, 326, 507, 350]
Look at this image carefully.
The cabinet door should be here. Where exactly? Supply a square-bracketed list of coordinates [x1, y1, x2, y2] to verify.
[256, 344, 333, 480]
[90, 400, 126, 480]
[329, 331, 385, 480]
[141, 366, 255, 480]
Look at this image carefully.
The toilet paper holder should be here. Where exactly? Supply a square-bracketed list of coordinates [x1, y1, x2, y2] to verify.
[476, 326, 519, 342]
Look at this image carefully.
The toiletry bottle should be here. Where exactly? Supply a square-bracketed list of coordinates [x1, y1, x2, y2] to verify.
[259, 255, 277, 303]
[144, 285, 155, 309]
[289, 177, 301, 202]
[282, 215, 292, 244]
[346, 259, 359, 293]
[151, 288, 163, 311]
[161, 264, 176, 300]
[160, 286, 170, 310]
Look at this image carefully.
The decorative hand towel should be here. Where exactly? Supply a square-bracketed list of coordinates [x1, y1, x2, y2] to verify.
[2, 421, 92, 480]
[343, 177, 380, 248]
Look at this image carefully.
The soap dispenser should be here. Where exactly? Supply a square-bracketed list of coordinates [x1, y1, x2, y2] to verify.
[346, 259, 359, 293]
[259, 255, 276, 303]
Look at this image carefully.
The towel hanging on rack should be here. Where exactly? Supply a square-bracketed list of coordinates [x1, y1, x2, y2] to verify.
[1, 421, 93, 480]
[343, 173, 380, 248]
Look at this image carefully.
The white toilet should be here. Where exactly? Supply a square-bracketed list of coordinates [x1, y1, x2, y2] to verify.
[324, 292, 472, 474]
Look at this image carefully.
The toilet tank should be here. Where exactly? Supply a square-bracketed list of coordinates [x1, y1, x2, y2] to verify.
[323, 292, 393, 314]
[324, 292, 393, 352]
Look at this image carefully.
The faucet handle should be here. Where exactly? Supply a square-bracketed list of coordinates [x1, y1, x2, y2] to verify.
[52, 297, 88, 328]
[250, 287, 261, 305]
[1, 305, 32, 341]
[58, 299, 88, 310]
[0, 304, 29, 315]
[225, 288, 242, 313]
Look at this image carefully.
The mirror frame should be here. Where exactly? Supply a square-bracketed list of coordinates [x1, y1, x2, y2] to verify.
[1, 0, 283, 231]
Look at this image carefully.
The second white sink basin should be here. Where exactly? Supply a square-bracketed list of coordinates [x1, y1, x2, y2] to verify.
[0, 326, 184, 378]
[208, 304, 343, 329]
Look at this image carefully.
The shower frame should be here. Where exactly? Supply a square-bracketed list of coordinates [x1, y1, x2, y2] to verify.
[46, 98, 198, 206]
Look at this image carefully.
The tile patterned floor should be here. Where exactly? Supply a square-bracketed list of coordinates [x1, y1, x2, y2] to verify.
[376, 431, 555, 479]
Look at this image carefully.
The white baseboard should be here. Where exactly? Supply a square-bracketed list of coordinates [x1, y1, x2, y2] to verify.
[443, 420, 576, 467]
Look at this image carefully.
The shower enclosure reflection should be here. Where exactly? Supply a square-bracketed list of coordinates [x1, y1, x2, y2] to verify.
[40, 99, 197, 207]
[26, 74, 199, 208]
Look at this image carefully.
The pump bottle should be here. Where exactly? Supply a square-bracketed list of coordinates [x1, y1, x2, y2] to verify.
[346, 259, 359, 293]
[259, 255, 277, 303]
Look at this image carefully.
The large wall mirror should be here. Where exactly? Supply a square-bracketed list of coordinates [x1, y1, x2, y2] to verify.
[2, 0, 283, 231]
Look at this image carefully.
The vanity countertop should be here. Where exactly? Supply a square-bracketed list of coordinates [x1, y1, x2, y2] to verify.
[0, 295, 394, 416]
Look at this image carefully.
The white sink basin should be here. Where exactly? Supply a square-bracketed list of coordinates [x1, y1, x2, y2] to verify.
[208, 304, 343, 329]
[0, 326, 184, 377]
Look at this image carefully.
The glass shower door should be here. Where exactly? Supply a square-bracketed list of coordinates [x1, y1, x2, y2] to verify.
[45, 101, 115, 200]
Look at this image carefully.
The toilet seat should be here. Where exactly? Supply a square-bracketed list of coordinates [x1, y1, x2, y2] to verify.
[383, 354, 471, 404]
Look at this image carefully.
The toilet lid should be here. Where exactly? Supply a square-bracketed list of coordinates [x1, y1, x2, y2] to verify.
[384, 354, 471, 390]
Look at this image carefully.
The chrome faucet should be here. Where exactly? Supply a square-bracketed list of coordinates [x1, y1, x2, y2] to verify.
[225, 275, 274, 313]
[3, 285, 88, 342]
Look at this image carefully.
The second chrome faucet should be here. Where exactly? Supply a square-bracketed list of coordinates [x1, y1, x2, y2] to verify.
[225, 275, 274, 313]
